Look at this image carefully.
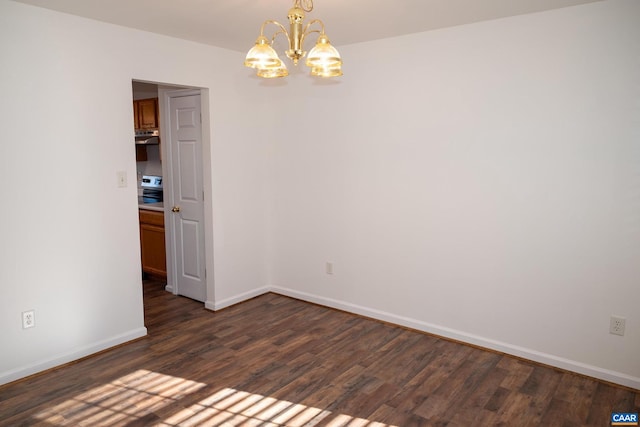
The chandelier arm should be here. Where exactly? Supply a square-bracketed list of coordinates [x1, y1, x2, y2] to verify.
[260, 20, 291, 43]
[300, 29, 322, 48]
[302, 19, 325, 35]
[270, 30, 289, 45]
[300, 19, 325, 47]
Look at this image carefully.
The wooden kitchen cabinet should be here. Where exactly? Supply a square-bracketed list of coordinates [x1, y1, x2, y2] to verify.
[139, 209, 166, 278]
[135, 145, 148, 162]
[133, 98, 159, 129]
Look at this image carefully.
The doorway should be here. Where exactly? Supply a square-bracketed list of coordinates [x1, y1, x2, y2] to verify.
[132, 81, 209, 304]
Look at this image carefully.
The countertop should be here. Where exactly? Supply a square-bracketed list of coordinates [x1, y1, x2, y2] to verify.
[138, 202, 164, 212]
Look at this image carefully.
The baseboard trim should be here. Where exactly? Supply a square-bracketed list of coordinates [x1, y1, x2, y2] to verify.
[0, 327, 148, 387]
[209, 286, 270, 311]
[270, 286, 640, 391]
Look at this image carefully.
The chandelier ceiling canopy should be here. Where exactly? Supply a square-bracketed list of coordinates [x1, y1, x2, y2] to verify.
[244, 0, 342, 79]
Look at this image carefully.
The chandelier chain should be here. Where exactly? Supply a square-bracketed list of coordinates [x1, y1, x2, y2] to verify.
[294, 0, 314, 13]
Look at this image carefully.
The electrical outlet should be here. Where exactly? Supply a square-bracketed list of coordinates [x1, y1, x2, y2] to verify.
[610, 315, 626, 336]
[22, 310, 35, 329]
[326, 262, 333, 275]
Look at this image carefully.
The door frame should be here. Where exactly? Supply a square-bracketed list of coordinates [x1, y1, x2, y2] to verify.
[158, 86, 215, 306]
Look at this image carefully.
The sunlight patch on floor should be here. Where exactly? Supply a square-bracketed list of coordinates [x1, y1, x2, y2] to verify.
[33, 369, 207, 426]
[159, 387, 397, 427]
[32, 371, 397, 426]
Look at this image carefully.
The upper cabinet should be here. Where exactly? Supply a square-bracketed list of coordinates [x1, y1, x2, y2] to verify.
[133, 98, 159, 130]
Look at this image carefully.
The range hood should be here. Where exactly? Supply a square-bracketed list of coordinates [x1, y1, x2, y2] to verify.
[135, 129, 159, 145]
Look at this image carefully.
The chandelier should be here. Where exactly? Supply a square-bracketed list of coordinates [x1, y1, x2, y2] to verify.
[244, 0, 342, 78]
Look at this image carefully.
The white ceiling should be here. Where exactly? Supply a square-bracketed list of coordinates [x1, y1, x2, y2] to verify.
[13, 0, 601, 52]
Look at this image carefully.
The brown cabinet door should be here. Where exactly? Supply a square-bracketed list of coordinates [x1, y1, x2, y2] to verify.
[135, 145, 148, 162]
[137, 98, 158, 129]
[139, 210, 166, 278]
[139, 209, 164, 227]
[140, 223, 166, 277]
[133, 101, 140, 129]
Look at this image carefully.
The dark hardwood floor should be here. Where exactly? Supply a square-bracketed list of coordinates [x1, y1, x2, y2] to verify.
[1, 279, 638, 426]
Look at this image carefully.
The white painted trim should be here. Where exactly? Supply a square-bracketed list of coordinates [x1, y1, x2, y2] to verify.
[6, 285, 637, 390]
[0, 327, 147, 387]
[270, 286, 640, 390]
[158, 85, 177, 297]
[199, 88, 216, 310]
[209, 287, 270, 311]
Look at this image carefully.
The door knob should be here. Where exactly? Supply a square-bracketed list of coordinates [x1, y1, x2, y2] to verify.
[171, 206, 181, 213]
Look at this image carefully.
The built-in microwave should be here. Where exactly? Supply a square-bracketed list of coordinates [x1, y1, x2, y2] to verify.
[135, 129, 159, 145]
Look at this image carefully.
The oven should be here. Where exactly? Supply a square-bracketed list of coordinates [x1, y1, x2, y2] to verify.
[139, 175, 163, 204]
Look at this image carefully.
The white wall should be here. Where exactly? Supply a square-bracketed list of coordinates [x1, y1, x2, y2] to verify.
[268, 0, 640, 388]
[0, 0, 270, 385]
[1, 0, 638, 390]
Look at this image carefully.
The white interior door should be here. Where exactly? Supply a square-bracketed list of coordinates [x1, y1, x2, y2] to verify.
[166, 91, 206, 302]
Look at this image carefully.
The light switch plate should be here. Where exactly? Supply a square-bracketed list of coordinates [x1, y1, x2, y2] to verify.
[117, 171, 127, 188]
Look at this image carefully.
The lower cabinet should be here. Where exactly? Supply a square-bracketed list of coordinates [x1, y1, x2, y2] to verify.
[139, 209, 167, 278]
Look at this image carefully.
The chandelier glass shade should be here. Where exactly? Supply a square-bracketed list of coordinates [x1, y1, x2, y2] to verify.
[244, 36, 283, 70]
[244, 0, 342, 78]
[257, 64, 289, 78]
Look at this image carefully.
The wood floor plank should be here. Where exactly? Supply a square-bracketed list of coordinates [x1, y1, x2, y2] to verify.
[0, 279, 638, 427]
